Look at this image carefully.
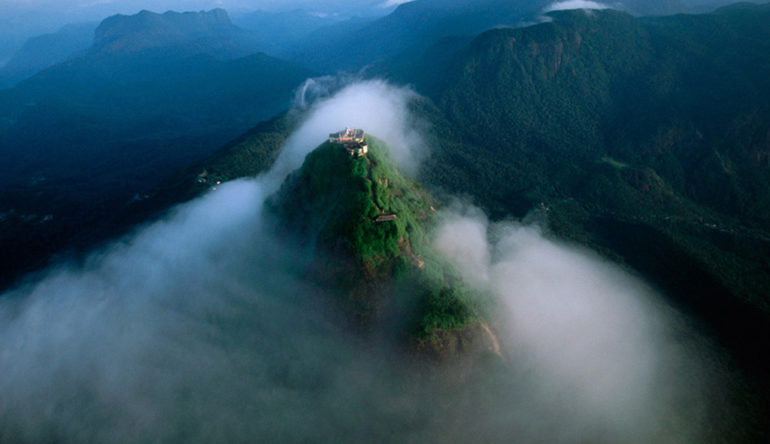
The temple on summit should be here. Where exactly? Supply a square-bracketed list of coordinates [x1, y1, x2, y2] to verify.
[329, 128, 368, 157]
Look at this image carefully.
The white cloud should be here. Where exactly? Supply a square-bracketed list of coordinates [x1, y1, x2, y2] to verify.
[379, 0, 413, 8]
[273, 79, 426, 179]
[544, 0, 612, 12]
[432, 203, 725, 441]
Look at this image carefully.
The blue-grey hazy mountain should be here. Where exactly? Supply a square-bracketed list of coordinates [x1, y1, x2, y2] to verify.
[0, 0, 390, 66]
[278, 0, 764, 72]
[630, 0, 761, 14]
[0, 23, 96, 89]
[0, 5, 71, 69]
[0, 9, 313, 289]
[0, 0, 752, 67]
[231, 9, 345, 56]
[90, 8, 259, 58]
[283, 0, 550, 71]
[0, 9, 308, 194]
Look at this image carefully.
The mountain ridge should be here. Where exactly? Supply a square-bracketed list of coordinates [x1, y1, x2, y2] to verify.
[0, 7, 316, 291]
[284, 0, 547, 71]
[265, 135, 498, 357]
[90, 8, 257, 58]
[0, 23, 95, 88]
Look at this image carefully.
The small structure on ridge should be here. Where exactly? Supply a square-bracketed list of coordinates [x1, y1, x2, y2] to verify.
[375, 214, 397, 223]
[329, 128, 368, 157]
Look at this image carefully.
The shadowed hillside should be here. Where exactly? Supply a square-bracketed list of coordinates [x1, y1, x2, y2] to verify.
[0, 10, 314, 290]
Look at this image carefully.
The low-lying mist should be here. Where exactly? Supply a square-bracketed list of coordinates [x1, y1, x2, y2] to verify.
[0, 80, 735, 442]
[273, 79, 427, 180]
[544, 1, 612, 13]
[432, 204, 734, 442]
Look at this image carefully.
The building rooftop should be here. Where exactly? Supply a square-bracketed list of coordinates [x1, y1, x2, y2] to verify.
[329, 128, 365, 144]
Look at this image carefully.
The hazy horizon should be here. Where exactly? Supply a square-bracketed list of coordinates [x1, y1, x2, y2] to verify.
[0, 0, 391, 66]
[1, 0, 762, 65]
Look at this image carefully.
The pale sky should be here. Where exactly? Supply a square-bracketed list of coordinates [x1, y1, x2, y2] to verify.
[0, 0, 394, 16]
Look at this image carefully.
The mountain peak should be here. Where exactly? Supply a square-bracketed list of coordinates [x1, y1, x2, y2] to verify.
[268, 134, 431, 278]
[266, 135, 497, 357]
[91, 8, 250, 57]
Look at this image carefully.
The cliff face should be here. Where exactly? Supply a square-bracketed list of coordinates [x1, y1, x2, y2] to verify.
[266, 136, 499, 358]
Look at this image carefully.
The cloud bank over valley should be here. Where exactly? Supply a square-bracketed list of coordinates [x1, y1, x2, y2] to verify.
[0, 81, 739, 442]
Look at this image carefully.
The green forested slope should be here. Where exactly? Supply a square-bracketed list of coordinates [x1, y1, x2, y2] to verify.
[412, 6, 770, 314]
[266, 138, 489, 349]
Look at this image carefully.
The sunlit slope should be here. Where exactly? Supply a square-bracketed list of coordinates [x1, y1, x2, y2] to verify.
[266, 137, 496, 353]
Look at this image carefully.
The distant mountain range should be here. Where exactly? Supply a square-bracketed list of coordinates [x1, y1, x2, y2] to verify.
[0, 9, 311, 197]
[90, 8, 258, 58]
[277, 0, 765, 71]
[231, 9, 344, 56]
[0, 9, 313, 288]
[282, 0, 546, 71]
[0, 8, 341, 89]
[0, 23, 96, 89]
